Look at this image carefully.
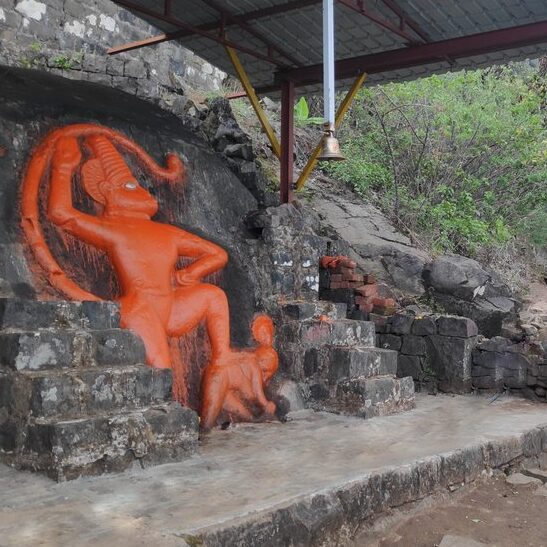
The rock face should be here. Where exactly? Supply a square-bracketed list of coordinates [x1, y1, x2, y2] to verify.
[200, 98, 276, 207]
[308, 176, 429, 295]
[423, 255, 517, 337]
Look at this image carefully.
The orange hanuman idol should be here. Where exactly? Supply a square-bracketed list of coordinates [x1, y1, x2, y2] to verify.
[20, 124, 278, 429]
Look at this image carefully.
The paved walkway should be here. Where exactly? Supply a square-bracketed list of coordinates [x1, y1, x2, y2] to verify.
[0, 394, 546, 546]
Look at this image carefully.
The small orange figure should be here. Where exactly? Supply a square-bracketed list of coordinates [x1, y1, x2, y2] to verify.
[200, 315, 279, 431]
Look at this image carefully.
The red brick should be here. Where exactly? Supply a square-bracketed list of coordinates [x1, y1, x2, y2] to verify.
[355, 284, 378, 297]
[330, 274, 342, 282]
[383, 298, 396, 308]
[362, 274, 377, 285]
[358, 302, 374, 313]
[348, 284, 364, 292]
[331, 281, 350, 289]
[355, 295, 376, 306]
[343, 273, 364, 282]
[340, 258, 357, 269]
[340, 267, 356, 277]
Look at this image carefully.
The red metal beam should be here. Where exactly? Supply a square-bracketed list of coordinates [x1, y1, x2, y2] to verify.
[280, 79, 295, 204]
[380, 0, 431, 42]
[201, 0, 302, 66]
[275, 20, 547, 86]
[109, 0, 319, 56]
[110, 0, 286, 65]
[337, 0, 421, 44]
[233, 0, 319, 21]
[110, 0, 426, 59]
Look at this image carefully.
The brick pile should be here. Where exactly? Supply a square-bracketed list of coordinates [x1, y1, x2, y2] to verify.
[319, 256, 396, 316]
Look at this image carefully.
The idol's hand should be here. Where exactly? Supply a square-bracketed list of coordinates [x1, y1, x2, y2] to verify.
[53, 137, 82, 170]
[175, 269, 199, 287]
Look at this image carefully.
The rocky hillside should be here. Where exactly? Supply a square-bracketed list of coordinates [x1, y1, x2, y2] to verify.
[185, 91, 546, 345]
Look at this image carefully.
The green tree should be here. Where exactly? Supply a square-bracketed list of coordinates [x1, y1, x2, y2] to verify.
[324, 63, 547, 261]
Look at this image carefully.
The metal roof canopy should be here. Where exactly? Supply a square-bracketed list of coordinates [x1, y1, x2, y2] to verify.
[110, 0, 547, 96]
[109, 1, 547, 204]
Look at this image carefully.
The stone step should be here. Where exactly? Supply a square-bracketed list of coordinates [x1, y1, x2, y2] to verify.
[310, 346, 398, 385]
[1, 365, 172, 419]
[279, 318, 375, 350]
[277, 300, 347, 322]
[18, 402, 199, 481]
[301, 346, 397, 385]
[0, 328, 146, 371]
[329, 376, 415, 419]
[0, 298, 120, 330]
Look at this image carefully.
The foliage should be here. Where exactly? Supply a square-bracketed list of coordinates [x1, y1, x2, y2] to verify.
[50, 53, 83, 70]
[324, 63, 547, 261]
[294, 97, 324, 126]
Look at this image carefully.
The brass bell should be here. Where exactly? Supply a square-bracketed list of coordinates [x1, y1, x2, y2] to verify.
[318, 122, 345, 161]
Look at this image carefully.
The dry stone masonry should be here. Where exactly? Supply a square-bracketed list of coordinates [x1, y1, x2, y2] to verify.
[371, 313, 479, 393]
[472, 336, 547, 401]
[0, 0, 226, 118]
[275, 300, 415, 418]
[0, 298, 198, 480]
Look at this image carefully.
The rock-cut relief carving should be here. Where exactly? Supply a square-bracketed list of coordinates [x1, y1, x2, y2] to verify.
[20, 123, 278, 428]
[200, 314, 279, 430]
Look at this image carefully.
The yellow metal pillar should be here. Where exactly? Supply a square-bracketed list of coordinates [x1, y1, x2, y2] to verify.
[295, 72, 367, 191]
[225, 46, 281, 159]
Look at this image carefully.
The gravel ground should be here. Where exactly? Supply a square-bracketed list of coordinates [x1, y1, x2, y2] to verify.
[354, 473, 547, 547]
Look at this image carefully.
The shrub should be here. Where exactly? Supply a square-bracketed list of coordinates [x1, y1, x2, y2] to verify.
[327, 63, 547, 260]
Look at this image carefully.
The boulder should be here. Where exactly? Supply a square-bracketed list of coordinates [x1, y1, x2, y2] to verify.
[433, 293, 516, 338]
[423, 254, 490, 301]
[423, 255, 517, 338]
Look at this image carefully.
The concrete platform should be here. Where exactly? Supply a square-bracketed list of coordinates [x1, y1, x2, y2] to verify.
[0, 394, 546, 546]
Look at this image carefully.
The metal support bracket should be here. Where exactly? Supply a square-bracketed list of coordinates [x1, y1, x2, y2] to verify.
[225, 46, 281, 159]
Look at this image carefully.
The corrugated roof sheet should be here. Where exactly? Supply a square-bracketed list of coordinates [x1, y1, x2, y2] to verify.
[115, 0, 547, 95]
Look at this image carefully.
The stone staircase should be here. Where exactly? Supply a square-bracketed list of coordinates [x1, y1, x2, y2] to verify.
[0, 298, 198, 481]
[277, 300, 415, 418]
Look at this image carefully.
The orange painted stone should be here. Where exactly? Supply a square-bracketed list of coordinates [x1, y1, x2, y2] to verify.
[20, 123, 278, 429]
[200, 315, 279, 431]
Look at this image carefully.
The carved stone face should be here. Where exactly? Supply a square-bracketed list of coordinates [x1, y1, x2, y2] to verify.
[81, 135, 159, 217]
[101, 178, 159, 217]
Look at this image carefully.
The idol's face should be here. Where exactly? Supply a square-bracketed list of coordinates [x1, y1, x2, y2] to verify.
[102, 179, 159, 217]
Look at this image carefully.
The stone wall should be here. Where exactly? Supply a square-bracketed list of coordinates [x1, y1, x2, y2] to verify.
[372, 313, 479, 393]
[369, 309, 546, 401]
[245, 204, 332, 305]
[472, 337, 547, 401]
[0, 0, 226, 118]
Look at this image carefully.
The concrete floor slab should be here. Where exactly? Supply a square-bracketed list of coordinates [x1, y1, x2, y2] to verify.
[0, 394, 546, 546]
